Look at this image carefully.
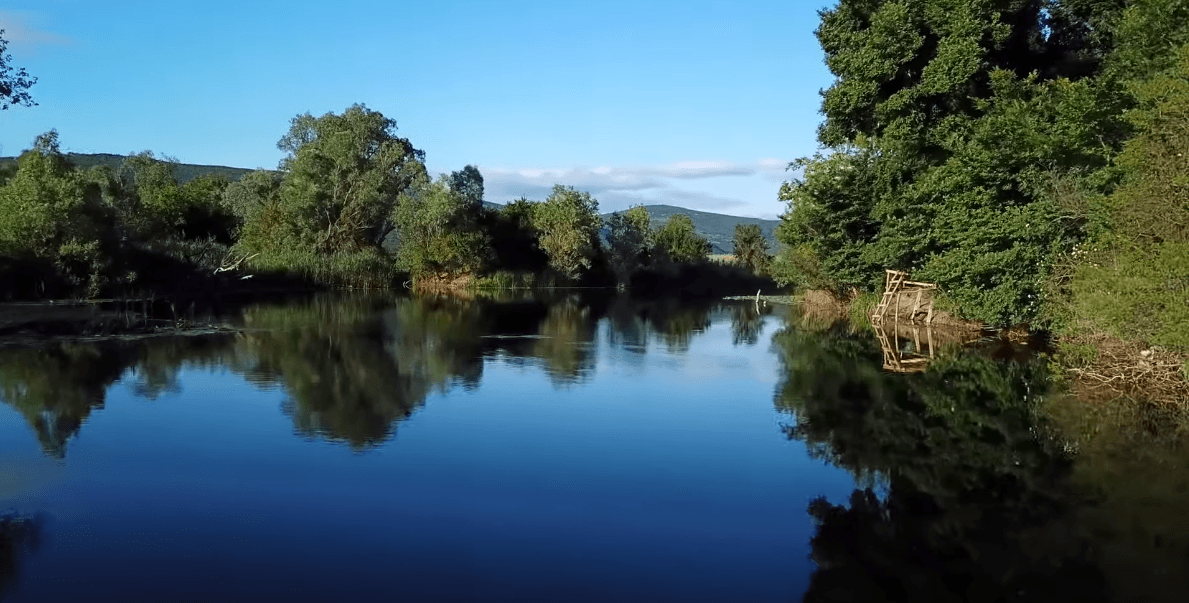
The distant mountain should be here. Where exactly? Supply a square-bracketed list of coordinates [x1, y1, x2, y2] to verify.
[3, 154, 781, 255]
[600, 205, 779, 255]
[0, 152, 260, 183]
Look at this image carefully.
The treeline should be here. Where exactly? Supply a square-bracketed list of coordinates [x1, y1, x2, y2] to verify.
[0, 105, 771, 299]
[775, 0, 1189, 345]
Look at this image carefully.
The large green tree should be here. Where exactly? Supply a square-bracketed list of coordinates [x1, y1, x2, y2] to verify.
[606, 205, 652, 286]
[241, 104, 426, 255]
[0, 132, 116, 295]
[532, 185, 603, 280]
[779, 0, 1130, 325]
[392, 175, 490, 279]
[653, 213, 710, 265]
[0, 29, 36, 111]
[732, 222, 770, 274]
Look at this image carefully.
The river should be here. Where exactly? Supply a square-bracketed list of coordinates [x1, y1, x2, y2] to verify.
[0, 293, 1187, 601]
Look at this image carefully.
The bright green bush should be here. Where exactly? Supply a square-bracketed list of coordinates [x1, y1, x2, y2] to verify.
[1065, 44, 1189, 350]
[531, 185, 602, 280]
[652, 214, 710, 265]
[392, 176, 490, 279]
[0, 132, 118, 296]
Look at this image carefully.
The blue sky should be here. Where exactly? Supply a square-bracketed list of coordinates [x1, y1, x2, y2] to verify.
[1, 1, 834, 219]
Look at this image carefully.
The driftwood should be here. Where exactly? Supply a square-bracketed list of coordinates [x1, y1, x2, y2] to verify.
[214, 252, 260, 276]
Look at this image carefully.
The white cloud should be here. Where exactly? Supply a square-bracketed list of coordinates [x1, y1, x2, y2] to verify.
[0, 11, 71, 48]
[476, 159, 793, 218]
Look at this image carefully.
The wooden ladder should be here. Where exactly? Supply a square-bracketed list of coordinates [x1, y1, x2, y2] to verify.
[871, 270, 907, 325]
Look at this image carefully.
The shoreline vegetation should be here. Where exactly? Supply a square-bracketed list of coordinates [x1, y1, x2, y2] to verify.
[760, 1, 1189, 414]
[0, 108, 778, 306]
[5, 4, 1189, 416]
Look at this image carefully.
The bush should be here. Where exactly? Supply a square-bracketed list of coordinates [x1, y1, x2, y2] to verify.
[652, 214, 710, 266]
[0, 132, 120, 297]
[392, 176, 489, 279]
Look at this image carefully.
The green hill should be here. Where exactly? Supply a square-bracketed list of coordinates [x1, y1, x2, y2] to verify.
[600, 205, 779, 255]
[0, 152, 260, 183]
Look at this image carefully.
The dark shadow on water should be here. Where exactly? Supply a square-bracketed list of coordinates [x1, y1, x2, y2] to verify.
[773, 321, 1108, 602]
[0, 512, 45, 601]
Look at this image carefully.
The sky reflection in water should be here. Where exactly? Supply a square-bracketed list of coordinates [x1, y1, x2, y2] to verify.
[0, 295, 855, 602]
[5, 294, 1188, 601]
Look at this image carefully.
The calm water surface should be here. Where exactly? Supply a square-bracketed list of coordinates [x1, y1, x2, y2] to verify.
[2, 294, 1189, 602]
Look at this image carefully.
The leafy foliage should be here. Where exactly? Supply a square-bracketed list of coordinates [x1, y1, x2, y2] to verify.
[531, 185, 603, 280]
[779, 0, 1132, 325]
[0, 30, 36, 111]
[732, 222, 770, 274]
[245, 104, 426, 256]
[393, 176, 490, 278]
[1066, 42, 1189, 349]
[115, 152, 237, 243]
[606, 205, 652, 285]
[447, 165, 484, 207]
[0, 132, 118, 296]
[652, 214, 710, 265]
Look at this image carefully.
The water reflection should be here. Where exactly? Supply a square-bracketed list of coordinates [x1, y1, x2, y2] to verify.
[774, 322, 1107, 601]
[0, 345, 130, 457]
[0, 294, 741, 455]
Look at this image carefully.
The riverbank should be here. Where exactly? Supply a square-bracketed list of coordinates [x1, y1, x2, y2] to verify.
[765, 288, 1189, 410]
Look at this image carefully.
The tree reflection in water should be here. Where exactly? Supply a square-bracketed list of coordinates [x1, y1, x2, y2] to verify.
[0, 345, 134, 457]
[774, 323, 1108, 602]
[0, 295, 742, 456]
[729, 302, 766, 347]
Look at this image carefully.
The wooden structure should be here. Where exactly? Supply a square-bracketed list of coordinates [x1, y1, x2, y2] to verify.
[874, 323, 935, 373]
[871, 269, 938, 326]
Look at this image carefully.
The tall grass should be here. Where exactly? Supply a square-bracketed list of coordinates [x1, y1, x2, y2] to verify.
[471, 270, 560, 290]
[847, 291, 879, 330]
[244, 248, 404, 289]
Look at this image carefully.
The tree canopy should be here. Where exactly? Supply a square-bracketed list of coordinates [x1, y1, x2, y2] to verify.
[0, 30, 36, 111]
[777, 0, 1139, 325]
[531, 185, 603, 280]
[263, 104, 427, 254]
[393, 175, 490, 278]
[607, 205, 652, 286]
[653, 214, 711, 265]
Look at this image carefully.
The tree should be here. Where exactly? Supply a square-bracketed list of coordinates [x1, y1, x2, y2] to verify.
[393, 176, 490, 278]
[223, 169, 283, 222]
[532, 185, 602, 279]
[653, 214, 710, 265]
[606, 205, 652, 286]
[778, 0, 1131, 325]
[101, 153, 236, 245]
[732, 223, 770, 275]
[0, 132, 118, 296]
[448, 165, 485, 207]
[244, 104, 426, 255]
[0, 30, 36, 111]
[484, 197, 549, 272]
